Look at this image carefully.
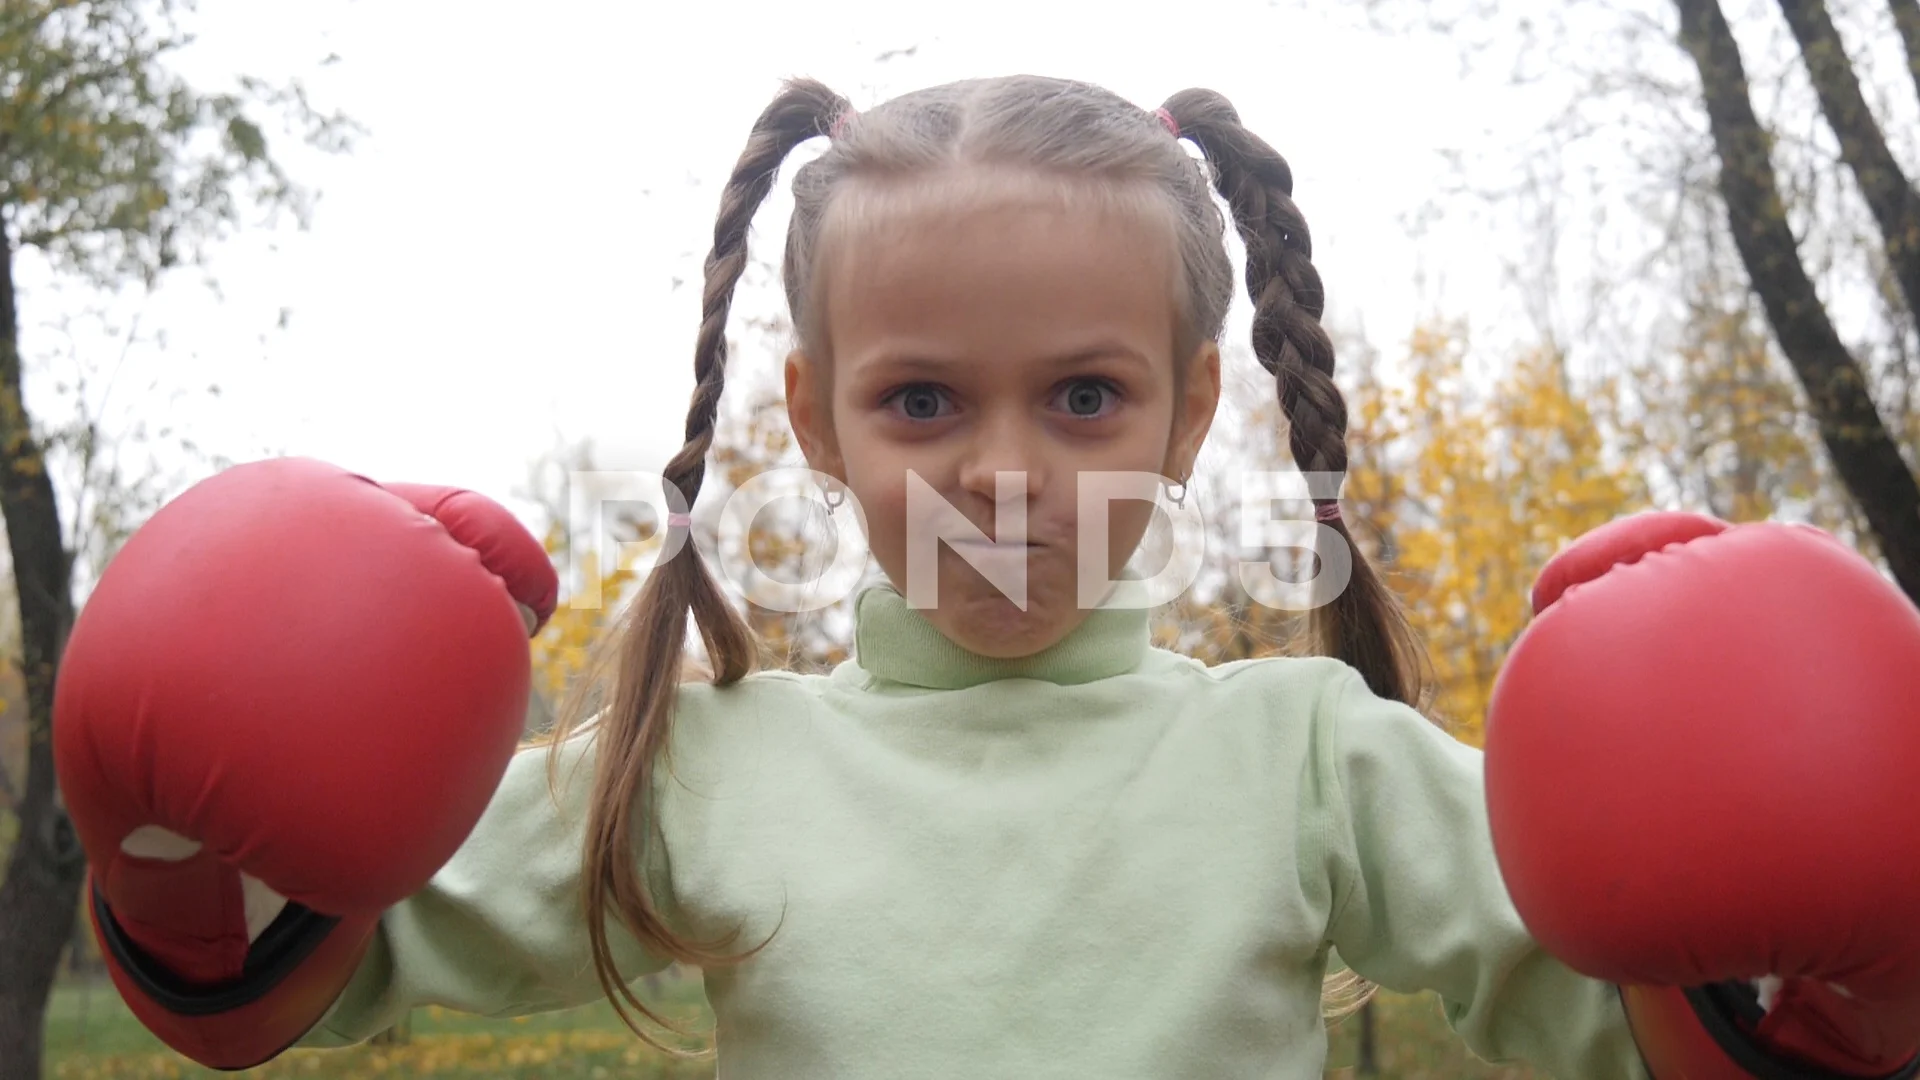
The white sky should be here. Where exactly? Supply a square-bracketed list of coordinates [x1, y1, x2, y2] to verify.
[12, 0, 1553, 535]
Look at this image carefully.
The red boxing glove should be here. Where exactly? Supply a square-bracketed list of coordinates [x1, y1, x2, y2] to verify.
[1486, 511, 1920, 1079]
[53, 458, 558, 1069]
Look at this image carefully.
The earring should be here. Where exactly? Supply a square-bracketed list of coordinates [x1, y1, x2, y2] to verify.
[1162, 475, 1189, 509]
[823, 483, 846, 512]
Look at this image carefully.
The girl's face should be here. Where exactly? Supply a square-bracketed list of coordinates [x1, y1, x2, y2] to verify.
[785, 181, 1221, 659]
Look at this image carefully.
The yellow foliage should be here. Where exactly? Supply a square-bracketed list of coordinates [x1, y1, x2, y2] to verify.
[526, 520, 651, 711]
[1405, 342, 1639, 743]
[1336, 322, 1647, 745]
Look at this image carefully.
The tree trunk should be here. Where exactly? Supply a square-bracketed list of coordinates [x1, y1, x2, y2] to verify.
[0, 746, 17, 809]
[1674, 0, 1920, 603]
[0, 222, 84, 1080]
[1356, 998, 1378, 1076]
[1776, 0, 1920, 325]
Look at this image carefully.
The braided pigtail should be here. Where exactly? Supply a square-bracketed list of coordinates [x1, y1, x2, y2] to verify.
[1164, 90, 1437, 1022]
[545, 78, 852, 1054]
[1162, 89, 1433, 713]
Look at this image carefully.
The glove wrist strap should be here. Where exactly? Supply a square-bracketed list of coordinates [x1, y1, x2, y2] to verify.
[91, 878, 340, 1017]
[1624, 983, 1920, 1080]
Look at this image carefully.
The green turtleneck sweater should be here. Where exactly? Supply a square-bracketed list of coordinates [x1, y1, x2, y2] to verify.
[299, 584, 1651, 1079]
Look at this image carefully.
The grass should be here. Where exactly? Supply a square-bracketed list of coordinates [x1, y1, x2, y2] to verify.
[44, 973, 1542, 1079]
[43, 972, 716, 1080]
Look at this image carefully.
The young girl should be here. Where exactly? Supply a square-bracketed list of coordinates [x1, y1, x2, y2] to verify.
[58, 74, 1920, 1080]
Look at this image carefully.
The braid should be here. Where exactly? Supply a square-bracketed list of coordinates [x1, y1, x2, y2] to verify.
[669, 82, 850, 515]
[545, 77, 851, 1058]
[1165, 89, 1433, 714]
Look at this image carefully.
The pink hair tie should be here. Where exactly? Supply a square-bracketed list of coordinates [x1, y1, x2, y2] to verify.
[829, 108, 858, 140]
[1155, 108, 1180, 139]
[667, 512, 693, 528]
[1314, 502, 1342, 523]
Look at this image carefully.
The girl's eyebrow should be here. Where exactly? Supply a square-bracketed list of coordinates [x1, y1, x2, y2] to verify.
[1037, 343, 1153, 373]
[861, 343, 1154, 376]
[859, 354, 962, 377]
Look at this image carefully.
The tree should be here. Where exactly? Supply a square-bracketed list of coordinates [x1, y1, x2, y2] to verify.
[1673, 0, 1920, 597]
[1354, 0, 1920, 599]
[1625, 274, 1860, 531]
[1173, 320, 1643, 746]
[0, 4, 352, 1075]
[1381, 325, 1645, 745]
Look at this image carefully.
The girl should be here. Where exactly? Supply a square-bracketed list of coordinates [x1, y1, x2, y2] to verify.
[307, 74, 1647, 1077]
[62, 74, 1917, 1080]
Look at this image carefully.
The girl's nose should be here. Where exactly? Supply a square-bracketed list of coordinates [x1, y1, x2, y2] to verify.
[957, 412, 1047, 505]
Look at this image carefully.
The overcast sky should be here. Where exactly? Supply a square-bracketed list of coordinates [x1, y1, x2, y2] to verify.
[13, 0, 1559, 536]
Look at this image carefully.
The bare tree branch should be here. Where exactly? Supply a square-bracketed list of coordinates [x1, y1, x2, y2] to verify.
[1777, 0, 1920, 325]
[1675, 0, 1920, 599]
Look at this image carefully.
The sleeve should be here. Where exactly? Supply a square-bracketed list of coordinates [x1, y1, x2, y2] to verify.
[295, 727, 675, 1047]
[1317, 667, 1652, 1080]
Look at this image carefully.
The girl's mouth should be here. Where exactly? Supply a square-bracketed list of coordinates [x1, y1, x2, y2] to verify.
[948, 538, 1045, 550]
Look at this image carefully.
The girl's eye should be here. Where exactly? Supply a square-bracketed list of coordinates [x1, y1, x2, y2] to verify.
[885, 385, 953, 420]
[1054, 378, 1120, 419]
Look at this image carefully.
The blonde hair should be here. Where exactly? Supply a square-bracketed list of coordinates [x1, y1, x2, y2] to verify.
[542, 74, 1432, 1051]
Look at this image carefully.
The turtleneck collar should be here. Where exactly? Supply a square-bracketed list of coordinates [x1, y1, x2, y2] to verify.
[848, 578, 1152, 690]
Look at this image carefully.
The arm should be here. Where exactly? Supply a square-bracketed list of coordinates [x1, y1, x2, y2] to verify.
[300, 729, 675, 1046]
[1318, 667, 1651, 1080]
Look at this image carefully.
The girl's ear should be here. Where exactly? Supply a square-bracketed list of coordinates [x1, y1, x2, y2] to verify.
[784, 349, 847, 482]
[1166, 340, 1222, 482]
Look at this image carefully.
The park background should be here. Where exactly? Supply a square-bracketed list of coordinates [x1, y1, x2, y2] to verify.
[6, 0, 1920, 1076]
